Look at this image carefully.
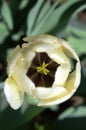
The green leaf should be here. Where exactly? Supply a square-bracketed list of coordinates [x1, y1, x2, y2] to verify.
[66, 4, 86, 38]
[54, 106, 86, 130]
[66, 3, 86, 56]
[0, 22, 9, 43]
[0, 106, 44, 130]
[11, 31, 24, 41]
[72, 106, 86, 118]
[55, 0, 86, 36]
[29, 0, 60, 35]
[59, 106, 86, 120]
[36, 1, 51, 24]
[19, 0, 29, 10]
[67, 26, 86, 38]
[7, 48, 14, 58]
[58, 107, 74, 120]
[1, 0, 13, 30]
[30, 0, 79, 35]
[27, 0, 45, 35]
[68, 36, 86, 56]
[0, 82, 8, 111]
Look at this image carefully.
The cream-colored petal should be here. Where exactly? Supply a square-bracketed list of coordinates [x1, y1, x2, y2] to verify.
[74, 62, 81, 88]
[4, 78, 24, 110]
[60, 39, 81, 90]
[33, 86, 68, 99]
[7, 45, 21, 76]
[21, 41, 61, 53]
[38, 91, 71, 106]
[47, 48, 69, 64]
[12, 64, 35, 95]
[20, 49, 35, 73]
[60, 39, 79, 61]
[65, 62, 81, 93]
[53, 63, 70, 86]
[23, 34, 61, 47]
[47, 49, 70, 86]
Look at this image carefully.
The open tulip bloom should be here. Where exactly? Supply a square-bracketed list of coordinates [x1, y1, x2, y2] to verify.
[4, 34, 81, 110]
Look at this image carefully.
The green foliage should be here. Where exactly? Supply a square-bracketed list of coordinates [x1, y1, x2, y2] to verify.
[0, 105, 44, 130]
[66, 4, 86, 56]
[1, 0, 13, 30]
[0, 0, 86, 130]
[59, 106, 86, 120]
[27, 0, 80, 35]
[19, 0, 29, 10]
[0, 22, 9, 43]
[53, 106, 86, 130]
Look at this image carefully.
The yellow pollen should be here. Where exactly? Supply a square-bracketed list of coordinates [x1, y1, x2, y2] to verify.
[36, 62, 49, 75]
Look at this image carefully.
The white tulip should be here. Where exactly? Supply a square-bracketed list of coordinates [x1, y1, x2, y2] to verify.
[4, 34, 81, 109]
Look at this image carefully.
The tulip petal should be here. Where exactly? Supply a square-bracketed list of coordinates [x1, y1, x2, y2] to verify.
[21, 41, 61, 53]
[47, 49, 70, 85]
[4, 78, 24, 110]
[65, 62, 81, 93]
[23, 34, 61, 47]
[7, 45, 21, 76]
[60, 39, 81, 89]
[33, 86, 68, 99]
[38, 91, 71, 106]
[47, 49, 70, 64]
[20, 49, 35, 73]
[60, 39, 79, 61]
[53, 63, 70, 86]
[12, 64, 35, 95]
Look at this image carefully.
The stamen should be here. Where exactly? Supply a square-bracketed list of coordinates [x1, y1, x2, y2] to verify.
[36, 62, 50, 75]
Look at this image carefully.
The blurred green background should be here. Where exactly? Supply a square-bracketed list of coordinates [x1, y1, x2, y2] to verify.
[0, 0, 86, 130]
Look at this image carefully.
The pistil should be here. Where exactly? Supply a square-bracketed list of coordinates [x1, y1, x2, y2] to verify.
[36, 62, 50, 75]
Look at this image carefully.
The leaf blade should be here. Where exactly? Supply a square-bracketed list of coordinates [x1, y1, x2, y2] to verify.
[1, 0, 13, 30]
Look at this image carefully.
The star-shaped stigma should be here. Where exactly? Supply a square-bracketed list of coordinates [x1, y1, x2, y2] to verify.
[27, 52, 59, 87]
[36, 62, 49, 75]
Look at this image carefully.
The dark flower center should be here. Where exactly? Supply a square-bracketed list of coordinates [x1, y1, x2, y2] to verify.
[27, 52, 59, 87]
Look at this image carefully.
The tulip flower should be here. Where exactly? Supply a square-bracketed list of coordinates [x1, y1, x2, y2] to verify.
[4, 34, 81, 109]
